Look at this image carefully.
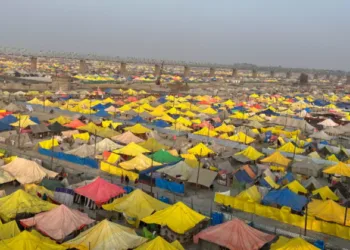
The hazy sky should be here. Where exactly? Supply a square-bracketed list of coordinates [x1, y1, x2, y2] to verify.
[0, 0, 349, 70]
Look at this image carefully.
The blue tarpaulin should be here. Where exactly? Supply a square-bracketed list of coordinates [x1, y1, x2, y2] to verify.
[313, 99, 329, 107]
[155, 178, 184, 194]
[157, 97, 167, 104]
[38, 147, 99, 169]
[152, 120, 170, 128]
[262, 189, 307, 211]
[277, 172, 295, 184]
[0, 121, 11, 131]
[234, 170, 253, 183]
[0, 115, 17, 125]
[129, 115, 146, 123]
[95, 109, 110, 117]
[30, 116, 40, 124]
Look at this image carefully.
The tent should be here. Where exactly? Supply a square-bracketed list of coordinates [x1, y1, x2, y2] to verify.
[66, 144, 96, 158]
[0, 231, 65, 250]
[48, 121, 70, 133]
[318, 118, 339, 127]
[0, 168, 15, 185]
[277, 142, 304, 154]
[103, 189, 170, 226]
[74, 177, 125, 205]
[95, 138, 123, 152]
[152, 119, 170, 128]
[135, 236, 180, 250]
[0, 121, 11, 132]
[124, 123, 151, 134]
[309, 131, 333, 140]
[63, 219, 147, 250]
[20, 205, 95, 241]
[271, 237, 319, 250]
[0, 190, 57, 221]
[234, 146, 264, 161]
[187, 168, 218, 187]
[48, 116, 71, 125]
[0, 220, 20, 240]
[193, 218, 275, 250]
[194, 127, 218, 137]
[115, 142, 150, 157]
[1, 157, 58, 185]
[262, 189, 307, 211]
[323, 162, 350, 177]
[157, 161, 193, 180]
[236, 185, 262, 202]
[283, 180, 308, 194]
[312, 186, 339, 201]
[308, 199, 350, 226]
[187, 143, 214, 157]
[119, 154, 162, 171]
[229, 132, 255, 144]
[112, 131, 144, 144]
[291, 158, 323, 177]
[260, 151, 291, 167]
[148, 150, 182, 164]
[142, 202, 206, 234]
[64, 119, 85, 129]
[138, 138, 169, 151]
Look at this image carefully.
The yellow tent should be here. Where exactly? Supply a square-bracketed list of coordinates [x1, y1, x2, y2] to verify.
[167, 107, 181, 115]
[201, 107, 217, 115]
[271, 237, 318, 250]
[171, 240, 185, 250]
[0, 220, 20, 240]
[119, 104, 131, 112]
[264, 176, 280, 189]
[11, 117, 37, 128]
[27, 98, 43, 105]
[38, 138, 59, 149]
[214, 123, 234, 133]
[63, 219, 147, 250]
[124, 124, 151, 134]
[312, 186, 339, 201]
[135, 236, 180, 250]
[308, 199, 350, 226]
[48, 116, 71, 125]
[77, 122, 101, 133]
[234, 146, 264, 161]
[142, 202, 206, 234]
[106, 153, 120, 164]
[138, 138, 169, 151]
[24, 184, 54, 199]
[194, 127, 218, 137]
[188, 143, 214, 157]
[156, 114, 175, 123]
[248, 115, 265, 122]
[168, 123, 193, 131]
[101, 120, 113, 128]
[0, 231, 65, 250]
[0, 190, 57, 221]
[175, 117, 192, 126]
[103, 97, 115, 104]
[183, 110, 196, 118]
[308, 151, 321, 159]
[103, 189, 170, 226]
[115, 142, 150, 157]
[323, 162, 350, 177]
[261, 151, 291, 167]
[236, 185, 262, 202]
[219, 133, 229, 139]
[229, 132, 255, 144]
[283, 180, 307, 194]
[230, 112, 249, 120]
[119, 154, 161, 171]
[326, 154, 339, 162]
[73, 132, 90, 141]
[277, 142, 304, 154]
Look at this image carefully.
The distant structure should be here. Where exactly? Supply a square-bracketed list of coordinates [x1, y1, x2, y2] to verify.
[299, 73, 308, 84]
[252, 69, 257, 78]
[347, 75, 350, 85]
[51, 75, 72, 91]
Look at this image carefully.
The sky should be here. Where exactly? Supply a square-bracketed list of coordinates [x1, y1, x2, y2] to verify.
[0, 0, 349, 70]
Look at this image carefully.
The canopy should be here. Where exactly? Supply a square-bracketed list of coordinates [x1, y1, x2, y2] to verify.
[318, 118, 338, 127]
[138, 138, 169, 151]
[234, 146, 264, 161]
[0, 231, 65, 250]
[1, 158, 58, 185]
[135, 236, 180, 250]
[309, 131, 333, 140]
[262, 189, 307, 211]
[74, 177, 125, 205]
[187, 168, 218, 187]
[103, 189, 169, 226]
[64, 119, 85, 128]
[0, 221, 20, 240]
[148, 150, 182, 164]
[291, 158, 323, 177]
[112, 131, 144, 144]
[229, 132, 255, 144]
[277, 142, 304, 154]
[271, 237, 319, 250]
[63, 219, 147, 250]
[236, 185, 262, 202]
[48, 116, 71, 125]
[124, 123, 151, 134]
[20, 204, 95, 240]
[142, 202, 206, 234]
[0, 190, 57, 221]
[261, 151, 291, 167]
[157, 161, 193, 180]
[323, 162, 350, 177]
[188, 143, 214, 157]
[194, 127, 218, 137]
[119, 154, 162, 171]
[115, 142, 150, 156]
[312, 186, 339, 201]
[283, 180, 307, 194]
[0, 168, 15, 185]
[194, 218, 274, 250]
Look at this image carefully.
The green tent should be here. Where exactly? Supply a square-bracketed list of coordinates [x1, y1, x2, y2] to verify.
[148, 150, 182, 164]
[40, 178, 64, 191]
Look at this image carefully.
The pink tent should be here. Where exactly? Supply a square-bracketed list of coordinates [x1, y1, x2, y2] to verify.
[74, 177, 125, 205]
[20, 205, 94, 241]
[193, 218, 275, 250]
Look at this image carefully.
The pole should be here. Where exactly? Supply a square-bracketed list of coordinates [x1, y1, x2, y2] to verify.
[43, 96, 46, 112]
[89, 99, 92, 120]
[150, 140, 155, 195]
[17, 113, 21, 149]
[196, 148, 203, 189]
[50, 134, 54, 169]
[94, 129, 97, 157]
[344, 205, 348, 226]
[304, 199, 308, 236]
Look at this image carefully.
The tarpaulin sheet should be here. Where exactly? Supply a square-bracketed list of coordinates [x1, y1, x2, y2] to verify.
[39, 147, 99, 169]
[155, 178, 184, 194]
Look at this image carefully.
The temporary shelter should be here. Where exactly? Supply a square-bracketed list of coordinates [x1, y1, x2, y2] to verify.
[262, 189, 307, 212]
[187, 143, 214, 157]
[291, 158, 323, 177]
[323, 162, 350, 177]
[234, 146, 264, 161]
[112, 131, 144, 144]
[135, 236, 181, 250]
[309, 131, 333, 141]
[63, 219, 147, 250]
[1, 157, 58, 185]
[283, 180, 308, 194]
[103, 189, 170, 226]
[115, 142, 150, 157]
[138, 137, 169, 151]
[187, 168, 218, 187]
[74, 177, 125, 206]
[124, 123, 151, 134]
[193, 218, 275, 250]
[277, 142, 304, 154]
[260, 151, 291, 167]
[312, 186, 339, 201]
[0, 168, 15, 184]
[20, 204, 95, 241]
[157, 161, 193, 180]
[229, 132, 255, 144]
[119, 154, 162, 171]
[236, 185, 262, 202]
[0, 220, 20, 240]
[318, 118, 339, 127]
[148, 149, 182, 164]
[66, 144, 95, 158]
[0, 189, 57, 221]
[271, 237, 319, 250]
[64, 119, 85, 129]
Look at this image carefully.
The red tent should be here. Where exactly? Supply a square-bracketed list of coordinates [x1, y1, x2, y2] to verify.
[194, 218, 274, 250]
[64, 119, 85, 129]
[74, 177, 125, 205]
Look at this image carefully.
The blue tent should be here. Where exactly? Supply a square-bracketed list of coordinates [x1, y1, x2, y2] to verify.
[257, 109, 279, 116]
[277, 172, 295, 185]
[30, 116, 40, 124]
[152, 119, 170, 128]
[0, 115, 17, 125]
[0, 121, 11, 132]
[129, 115, 146, 123]
[234, 170, 253, 184]
[95, 109, 110, 117]
[157, 97, 167, 104]
[313, 99, 329, 107]
[92, 103, 107, 110]
[262, 189, 307, 211]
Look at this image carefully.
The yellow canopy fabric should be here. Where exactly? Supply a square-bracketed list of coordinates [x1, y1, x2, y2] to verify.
[138, 138, 169, 151]
[124, 124, 151, 134]
[106, 153, 120, 164]
[100, 161, 139, 181]
[270, 236, 290, 250]
[308, 199, 350, 226]
[0, 220, 20, 240]
[38, 138, 59, 149]
[73, 132, 90, 141]
[11, 117, 37, 128]
[326, 154, 339, 162]
[283, 180, 307, 194]
[156, 114, 175, 123]
[119, 154, 161, 171]
[272, 237, 318, 250]
[171, 240, 185, 250]
[103, 189, 170, 226]
[214, 123, 234, 133]
[194, 127, 218, 137]
[230, 112, 249, 120]
[234, 146, 264, 160]
[115, 142, 150, 156]
[77, 122, 100, 133]
[0, 190, 57, 221]
[102, 120, 113, 128]
[264, 176, 280, 189]
[261, 151, 291, 167]
[277, 142, 304, 154]
[48, 116, 71, 125]
[135, 236, 179, 250]
[24, 184, 54, 199]
[201, 107, 217, 115]
[188, 143, 214, 157]
[323, 162, 350, 177]
[28, 98, 43, 105]
[168, 123, 193, 131]
[175, 117, 192, 126]
[236, 185, 262, 202]
[312, 186, 339, 201]
[0, 231, 65, 250]
[63, 219, 147, 250]
[142, 202, 206, 234]
[229, 132, 255, 144]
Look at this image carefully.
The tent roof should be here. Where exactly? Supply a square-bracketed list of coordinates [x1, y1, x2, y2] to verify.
[64, 219, 147, 250]
[124, 123, 151, 134]
[262, 189, 307, 211]
[112, 131, 144, 144]
[0, 168, 15, 185]
[157, 161, 193, 180]
[74, 177, 125, 205]
[95, 138, 123, 152]
[48, 121, 70, 133]
[115, 142, 150, 157]
[103, 189, 170, 222]
[138, 138, 169, 151]
[187, 168, 218, 187]
[66, 144, 95, 158]
[135, 236, 179, 250]
[0, 220, 20, 240]
[64, 119, 85, 128]
[261, 151, 291, 167]
[312, 186, 339, 201]
[142, 202, 206, 234]
[272, 237, 319, 250]
[20, 204, 95, 240]
[193, 218, 274, 250]
[308, 199, 350, 225]
[187, 143, 214, 157]
[148, 150, 182, 164]
[309, 130, 333, 140]
[119, 154, 162, 171]
[234, 146, 264, 161]
[323, 162, 350, 177]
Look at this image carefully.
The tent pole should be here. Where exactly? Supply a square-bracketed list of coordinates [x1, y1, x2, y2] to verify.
[344, 205, 348, 226]
[196, 148, 203, 189]
[50, 133, 54, 170]
[304, 200, 308, 236]
[150, 140, 154, 195]
[94, 129, 97, 157]
[17, 113, 21, 149]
